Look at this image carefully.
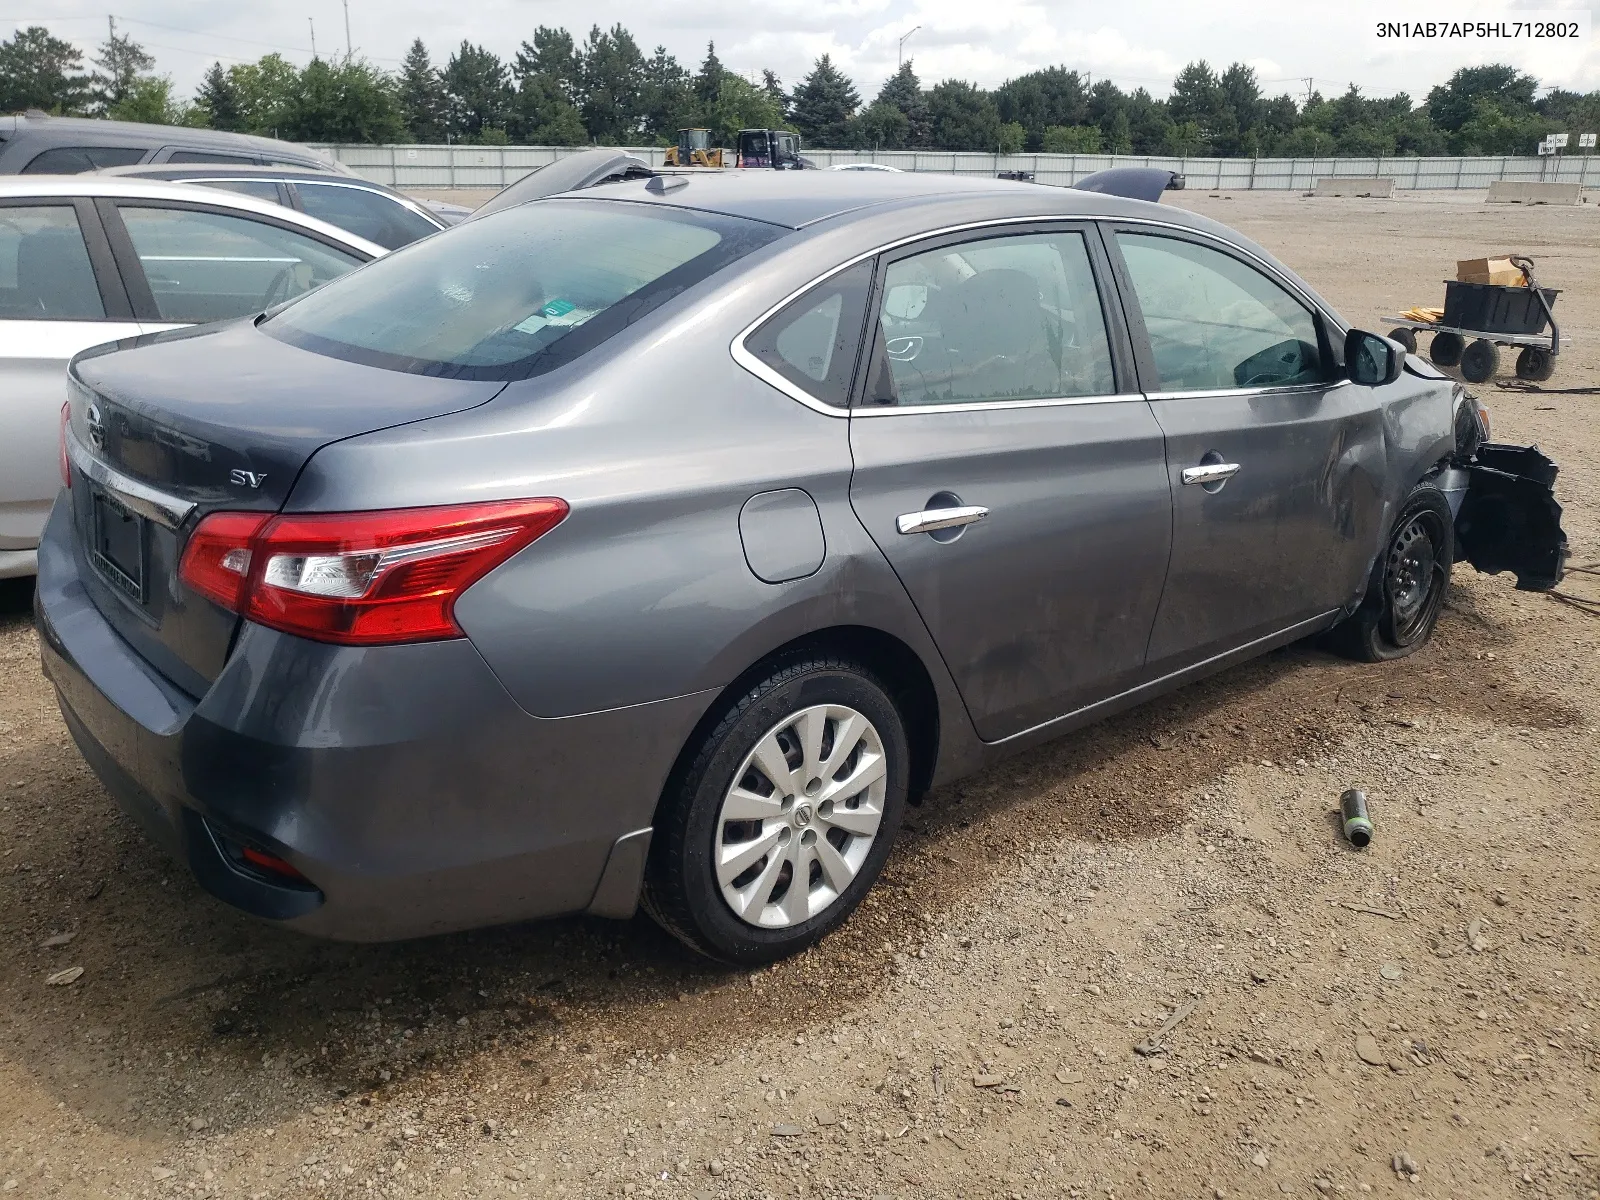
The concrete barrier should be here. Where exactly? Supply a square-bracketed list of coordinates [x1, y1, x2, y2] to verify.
[1487, 181, 1583, 205]
[1313, 177, 1395, 197]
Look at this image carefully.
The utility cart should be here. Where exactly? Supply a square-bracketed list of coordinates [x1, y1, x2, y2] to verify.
[1384, 255, 1561, 384]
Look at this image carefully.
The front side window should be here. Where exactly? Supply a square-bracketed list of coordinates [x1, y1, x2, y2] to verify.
[743, 260, 872, 408]
[1115, 232, 1325, 392]
[0, 204, 104, 319]
[22, 146, 146, 173]
[117, 205, 363, 324]
[266, 198, 783, 380]
[870, 229, 1116, 407]
[295, 183, 439, 250]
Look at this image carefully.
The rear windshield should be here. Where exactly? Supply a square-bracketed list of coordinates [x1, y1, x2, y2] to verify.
[265, 198, 783, 380]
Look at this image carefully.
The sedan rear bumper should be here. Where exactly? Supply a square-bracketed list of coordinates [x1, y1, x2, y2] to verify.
[33, 499, 713, 941]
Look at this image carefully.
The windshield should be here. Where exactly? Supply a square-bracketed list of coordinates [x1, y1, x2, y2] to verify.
[265, 198, 782, 380]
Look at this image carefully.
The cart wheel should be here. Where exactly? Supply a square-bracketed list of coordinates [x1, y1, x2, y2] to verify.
[1429, 331, 1464, 367]
[1459, 338, 1500, 384]
[1387, 327, 1418, 354]
[1514, 347, 1555, 382]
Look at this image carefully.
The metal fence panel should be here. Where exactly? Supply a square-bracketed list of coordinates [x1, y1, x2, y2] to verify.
[308, 144, 1600, 192]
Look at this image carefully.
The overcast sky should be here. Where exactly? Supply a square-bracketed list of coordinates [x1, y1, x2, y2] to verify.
[11, 0, 1598, 103]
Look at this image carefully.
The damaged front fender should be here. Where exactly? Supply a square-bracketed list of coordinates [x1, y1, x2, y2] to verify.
[1453, 443, 1569, 592]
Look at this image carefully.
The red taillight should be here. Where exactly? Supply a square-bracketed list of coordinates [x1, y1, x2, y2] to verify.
[240, 845, 307, 881]
[179, 498, 568, 646]
[58, 402, 71, 488]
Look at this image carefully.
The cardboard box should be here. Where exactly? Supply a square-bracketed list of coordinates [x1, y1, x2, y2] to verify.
[1456, 256, 1527, 286]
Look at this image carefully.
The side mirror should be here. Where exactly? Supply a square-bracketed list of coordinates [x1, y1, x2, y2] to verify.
[1346, 328, 1405, 386]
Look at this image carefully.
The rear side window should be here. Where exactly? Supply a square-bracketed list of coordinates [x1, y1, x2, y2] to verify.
[743, 260, 872, 408]
[266, 198, 784, 381]
[0, 204, 104, 319]
[295, 183, 438, 249]
[870, 229, 1116, 407]
[1115, 232, 1325, 391]
[166, 150, 259, 164]
[23, 146, 146, 173]
[198, 179, 285, 204]
[117, 205, 363, 323]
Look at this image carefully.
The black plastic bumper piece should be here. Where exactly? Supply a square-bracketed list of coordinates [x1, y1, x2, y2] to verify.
[1455, 443, 1569, 591]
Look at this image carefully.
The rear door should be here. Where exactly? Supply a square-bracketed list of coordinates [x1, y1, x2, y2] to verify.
[845, 223, 1173, 741]
[96, 199, 368, 327]
[1105, 226, 1386, 670]
[0, 198, 139, 568]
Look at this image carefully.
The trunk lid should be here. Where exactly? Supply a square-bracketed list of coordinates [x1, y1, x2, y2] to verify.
[65, 320, 505, 696]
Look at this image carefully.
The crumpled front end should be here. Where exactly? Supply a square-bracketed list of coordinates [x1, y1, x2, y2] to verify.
[1453, 442, 1568, 592]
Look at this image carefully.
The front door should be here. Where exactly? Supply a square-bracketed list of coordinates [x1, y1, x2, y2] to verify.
[1107, 228, 1387, 671]
[0, 200, 140, 573]
[847, 224, 1172, 742]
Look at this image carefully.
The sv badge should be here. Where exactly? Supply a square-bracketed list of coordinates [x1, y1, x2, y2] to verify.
[229, 469, 268, 489]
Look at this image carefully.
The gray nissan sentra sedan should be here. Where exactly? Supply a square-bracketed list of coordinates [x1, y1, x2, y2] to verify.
[36, 170, 1567, 963]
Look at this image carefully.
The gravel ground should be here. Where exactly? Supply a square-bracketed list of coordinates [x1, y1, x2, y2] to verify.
[1, 190, 1597, 1200]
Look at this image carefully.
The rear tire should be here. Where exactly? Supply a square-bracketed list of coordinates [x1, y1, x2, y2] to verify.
[1429, 331, 1464, 367]
[1459, 338, 1500, 384]
[1326, 483, 1453, 663]
[642, 656, 909, 964]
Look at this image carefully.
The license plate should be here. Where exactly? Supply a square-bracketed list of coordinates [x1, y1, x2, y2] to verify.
[91, 489, 146, 603]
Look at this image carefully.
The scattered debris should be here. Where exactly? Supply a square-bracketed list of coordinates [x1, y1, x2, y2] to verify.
[1392, 1151, 1421, 1180]
[40, 931, 77, 948]
[45, 966, 84, 986]
[770, 1124, 804, 1138]
[1336, 902, 1403, 920]
[1379, 963, 1403, 981]
[1355, 1034, 1389, 1067]
[1340, 789, 1374, 847]
[973, 1074, 1005, 1088]
[1467, 917, 1489, 952]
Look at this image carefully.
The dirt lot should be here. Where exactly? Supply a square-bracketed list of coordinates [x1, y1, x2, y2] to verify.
[2, 191, 1598, 1200]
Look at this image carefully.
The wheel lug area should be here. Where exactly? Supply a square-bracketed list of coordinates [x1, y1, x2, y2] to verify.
[804, 777, 822, 797]
[801, 829, 817, 847]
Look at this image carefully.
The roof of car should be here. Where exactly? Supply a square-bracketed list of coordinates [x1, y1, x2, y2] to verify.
[0, 112, 340, 165]
[578, 168, 1205, 232]
[0, 174, 388, 258]
[98, 163, 357, 182]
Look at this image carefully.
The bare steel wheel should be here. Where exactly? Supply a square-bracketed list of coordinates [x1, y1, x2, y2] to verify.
[1325, 482, 1453, 663]
[643, 656, 908, 963]
[716, 704, 887, 928]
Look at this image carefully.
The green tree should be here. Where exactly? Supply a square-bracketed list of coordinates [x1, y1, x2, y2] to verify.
[577, 24, 646, 142]
[1168, 61, 1224, 143]
[283, 56, 404, 143]
[512, 73, 587, 145]
[398, 39, 447, 142]
[195, 62, 243, 131]
[1163, 119, 1206, 156]
[995, 66, 1088, 149]
[1428, 64, 1537, 133]
[1214, 63, 1262, 155]
[110, 74, 203, 126]
[514, 27, 579, 99]
[0, 26, 91, 114]
[1103, 109, 1132, 154]
[701, 71, 784, 146]
[89, 28, 155, 116]
[1040, 124, 1102, 153]
[855, 98, 909, 149]
[694, 41, 723, 106]
[224, 53, 300, 135]
[926, 79, 1002, 151]
[443, 41, 512, 141]
[639, 46, 691, 142]
[874, 61, 930, 146]
[761, 69, 787, 118]
[790, 54, 860, 147]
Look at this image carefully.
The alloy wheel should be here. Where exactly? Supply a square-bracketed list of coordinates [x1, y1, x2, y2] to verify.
[714, 704, 887, 929]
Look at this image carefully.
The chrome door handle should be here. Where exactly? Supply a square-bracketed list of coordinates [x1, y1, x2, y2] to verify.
[1181, 462, 1241, 486]
[895, 505, 989, 535]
